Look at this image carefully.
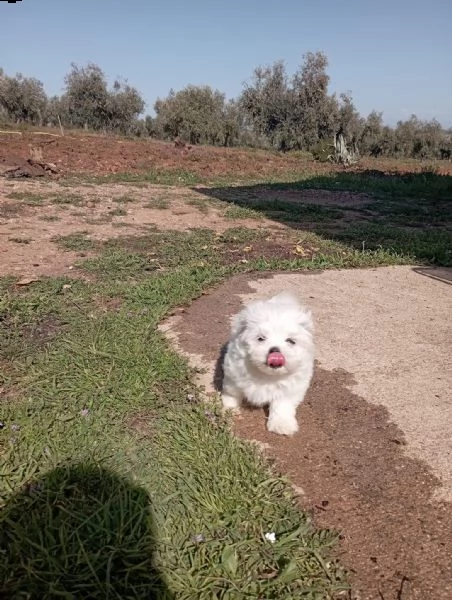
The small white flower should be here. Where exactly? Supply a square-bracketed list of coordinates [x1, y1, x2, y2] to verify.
[264, 532, 276, 543]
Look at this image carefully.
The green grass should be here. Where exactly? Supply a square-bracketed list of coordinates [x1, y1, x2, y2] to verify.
[224, 204, 263, 220]
[143, 197, 171, 209]
[330, 223, 452, 266]
[88, 227, 409, 277]
[260, 167, 452, 199]
[69, 168, 203, 187]
[50, 192, 85, 206]
[6, 191, 47, 205]
[53, 231, 95, 252]
[6, 191, 86, 207]
[244, 199, 342, 223]
[112, 194, 138, 203]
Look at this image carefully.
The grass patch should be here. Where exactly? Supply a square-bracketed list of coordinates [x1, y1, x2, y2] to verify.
[8, 237, 32, 244]
[109, 207, 128, 217]
[331, 223, 452, 266]
[0, 202, 24, 218]
[112, 221, 132, 228]
[200, 189, 344, 224]
[112, 195, 138, 203]
[143, 197, 171, 210]
[278, 168, 452, 200]
[81, 249, 152, 277]
[251, 199, 343, 223]
[38, 214, 61, 222]
[6, 191, 46, 205]
[186, 197, 209, 214]
[50, 193, 84, 206]
[81, 227, 412, 282]
[84, 215, 114, 225]
[53, 231, 95, 252]
[224, 204, 263, 220]
[71, 168, 202, 187]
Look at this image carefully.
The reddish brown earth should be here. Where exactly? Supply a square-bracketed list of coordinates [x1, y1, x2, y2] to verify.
[1, 130, 452, 178]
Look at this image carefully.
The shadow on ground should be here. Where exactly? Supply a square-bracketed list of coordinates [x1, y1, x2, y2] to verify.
[0, 462, 173, 599]
[195, 169, 452, 266]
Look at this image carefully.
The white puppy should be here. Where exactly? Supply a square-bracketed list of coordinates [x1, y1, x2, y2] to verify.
[221, 292, 314, 436]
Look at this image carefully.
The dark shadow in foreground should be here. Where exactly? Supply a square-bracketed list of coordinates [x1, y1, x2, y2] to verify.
[0, 462, 173, 600]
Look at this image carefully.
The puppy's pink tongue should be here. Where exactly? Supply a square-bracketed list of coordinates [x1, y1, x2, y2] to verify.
[267, 352, 285, 367]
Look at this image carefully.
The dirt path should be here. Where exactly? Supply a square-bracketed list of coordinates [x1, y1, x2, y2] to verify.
[160, 267, 452, 600]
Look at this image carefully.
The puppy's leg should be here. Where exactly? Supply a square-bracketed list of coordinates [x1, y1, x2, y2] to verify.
[222, 392, 242, 412]
[267, 398, 298, 436]
[221, 379, 243, 413]
[267, 370, 313, 435]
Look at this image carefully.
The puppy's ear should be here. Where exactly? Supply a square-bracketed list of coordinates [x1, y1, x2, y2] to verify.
[230, 309, 248, 338]
[299, 308, 314, 334]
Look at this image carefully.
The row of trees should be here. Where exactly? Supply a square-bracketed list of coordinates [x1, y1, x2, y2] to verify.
[1, 55, 451, 159]
[0, 64, 145, 135]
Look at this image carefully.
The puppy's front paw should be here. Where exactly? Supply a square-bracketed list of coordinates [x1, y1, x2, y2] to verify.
[222, 394, 241, 414]
[267, 415, 299, 436]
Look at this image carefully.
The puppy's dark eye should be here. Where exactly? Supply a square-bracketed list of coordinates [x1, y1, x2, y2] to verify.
[257, 336, 266, 342]
[286, 338, 296, 345]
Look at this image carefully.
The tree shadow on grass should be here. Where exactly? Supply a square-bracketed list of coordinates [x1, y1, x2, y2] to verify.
[0, 462, 173, 600]
[195, 169, 452, 266]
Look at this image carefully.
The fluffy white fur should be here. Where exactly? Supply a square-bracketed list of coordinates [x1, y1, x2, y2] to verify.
[222, 292, 314, 436]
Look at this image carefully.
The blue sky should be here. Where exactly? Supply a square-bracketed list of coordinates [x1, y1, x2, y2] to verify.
[1, 0, 451, 127]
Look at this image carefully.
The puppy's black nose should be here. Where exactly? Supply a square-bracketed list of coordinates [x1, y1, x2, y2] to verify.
[268, 347, 280, 354]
